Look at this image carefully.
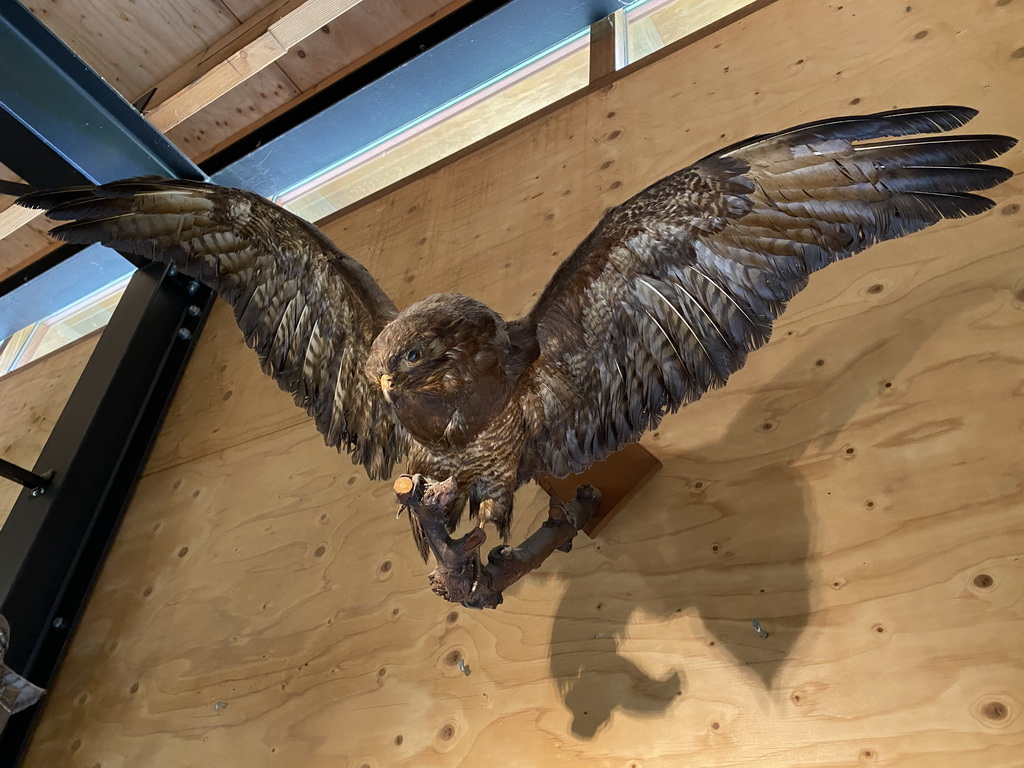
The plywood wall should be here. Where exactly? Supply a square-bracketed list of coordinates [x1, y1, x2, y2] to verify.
[0, 333, 101, 529]
[20, 0, 1024, 765]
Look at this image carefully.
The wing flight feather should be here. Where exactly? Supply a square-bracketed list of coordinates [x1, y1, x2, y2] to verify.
[19, 178, 408, 479]
[521, 106, 1015, 477]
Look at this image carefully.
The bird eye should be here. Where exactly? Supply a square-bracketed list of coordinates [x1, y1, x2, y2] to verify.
[405, 348, 420, 363]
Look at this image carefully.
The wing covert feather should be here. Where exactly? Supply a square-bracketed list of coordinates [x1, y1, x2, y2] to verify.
[521, 106, 1015, 477]
[20, 178, 408, 479]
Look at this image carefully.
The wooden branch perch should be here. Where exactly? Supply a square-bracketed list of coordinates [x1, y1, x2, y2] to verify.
[393, 474, 601, 610]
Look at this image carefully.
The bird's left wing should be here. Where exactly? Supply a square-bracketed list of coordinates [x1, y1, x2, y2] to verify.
[519, 106, 1016, 477]
[19, 178, 408, 479]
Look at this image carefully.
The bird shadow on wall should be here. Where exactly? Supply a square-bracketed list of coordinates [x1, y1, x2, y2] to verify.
[544, 263, 975, 739]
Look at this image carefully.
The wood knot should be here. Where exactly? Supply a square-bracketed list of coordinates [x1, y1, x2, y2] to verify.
[982, 700, 1008, 720]
[973, 573, 994, 589]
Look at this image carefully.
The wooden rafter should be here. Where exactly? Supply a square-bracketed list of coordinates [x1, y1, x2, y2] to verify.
[144, 0, 369, 132]
[0, 205, 42, 245]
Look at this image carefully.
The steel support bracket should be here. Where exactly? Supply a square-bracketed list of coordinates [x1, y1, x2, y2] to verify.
[0, 3, 209, 763]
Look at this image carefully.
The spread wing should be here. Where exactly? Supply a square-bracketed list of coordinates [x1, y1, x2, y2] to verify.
[19, 178, 408, 479]
[522, 106, 1015, 477]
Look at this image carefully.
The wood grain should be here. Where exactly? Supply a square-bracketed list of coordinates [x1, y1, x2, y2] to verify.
[0, 333, 101, 530]
[18, 0, 1024, 765]
[144, 0, 369, 131]
[589, 9, 626, 82]
[4, 0, 468, 265]
[270, 0, 461, 92]
[0, 164, 56, 282]
[22, 0, 239, 99]
[140, 0, 312, 111]
[537, 443, 662, 538]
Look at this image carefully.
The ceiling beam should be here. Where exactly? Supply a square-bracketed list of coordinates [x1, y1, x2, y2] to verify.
[144, 0, 369, 132]
[0, 205, 41, 244]
[140, 0, 308, 114]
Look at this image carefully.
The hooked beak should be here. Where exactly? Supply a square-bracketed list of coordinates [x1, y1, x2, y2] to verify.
[380, 373, 395, 404]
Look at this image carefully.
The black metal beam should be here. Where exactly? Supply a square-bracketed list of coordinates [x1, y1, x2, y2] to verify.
[0, 3, 211, 764]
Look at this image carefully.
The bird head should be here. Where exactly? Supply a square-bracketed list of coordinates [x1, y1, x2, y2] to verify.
[365, 293, 513, 446]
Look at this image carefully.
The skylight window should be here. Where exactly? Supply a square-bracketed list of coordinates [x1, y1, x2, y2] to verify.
[0, 0, 757, 377]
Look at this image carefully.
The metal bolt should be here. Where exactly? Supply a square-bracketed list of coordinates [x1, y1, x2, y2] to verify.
[752, 618, 769, 639]
[187, 304, 201, 317]
[187, 281, 200, 296]
[31, 486, 45, 497]
[177, 328, 192, 341]
[52, 617, 65, 630]
[167, 265, 178, 277]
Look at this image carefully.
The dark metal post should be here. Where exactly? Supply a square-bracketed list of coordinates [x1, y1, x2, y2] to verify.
[0, 3, 210, 763]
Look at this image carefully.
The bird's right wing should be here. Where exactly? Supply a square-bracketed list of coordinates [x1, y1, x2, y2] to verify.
[519, 106, 1015, 478]
[19, 178, 408, 479]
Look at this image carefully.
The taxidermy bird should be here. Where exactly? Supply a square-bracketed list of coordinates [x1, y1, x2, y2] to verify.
[19, 106, 1016, 561]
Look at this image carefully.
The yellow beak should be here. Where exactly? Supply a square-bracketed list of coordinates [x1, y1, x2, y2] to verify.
[380, 373, 394, 403]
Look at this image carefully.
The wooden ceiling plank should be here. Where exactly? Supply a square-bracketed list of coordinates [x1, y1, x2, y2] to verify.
[267, 0, 363, 48]
[145, 0, 368, 132]
[0, 205, 43, 244]
[142, 0, 311, 111]
[189, 0, 474, 162]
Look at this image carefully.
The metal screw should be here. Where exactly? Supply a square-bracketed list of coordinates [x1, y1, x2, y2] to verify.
[187, 281, 200, 296]
[752, 618, 769, 639]
[187, 304, 201, 317]
[177, 328, 192, 341]
[31, 486, 45, 497]
[167, 265, 178, 277]
[52, 617, 65, 630]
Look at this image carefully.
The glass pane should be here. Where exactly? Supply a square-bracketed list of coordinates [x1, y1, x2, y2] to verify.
[0, 245, 135, 378]
[627, 0, 760, 63]
[279, 34, 591, 220]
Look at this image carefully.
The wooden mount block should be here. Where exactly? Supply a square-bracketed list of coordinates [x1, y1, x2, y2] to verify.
[535, 442, 662, 538]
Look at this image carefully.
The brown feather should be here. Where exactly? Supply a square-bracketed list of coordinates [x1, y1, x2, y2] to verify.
[19, 178, 408, 480]
[18, 106, 1016, 557]
[522, 106, 1015, 477]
